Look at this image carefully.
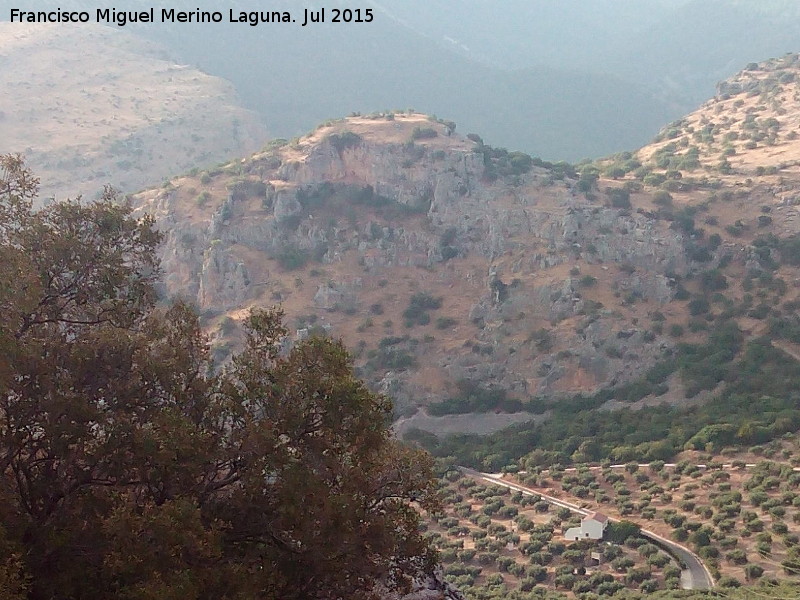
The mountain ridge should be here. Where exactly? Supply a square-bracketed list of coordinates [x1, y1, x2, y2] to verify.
[130, 55, 800, 459]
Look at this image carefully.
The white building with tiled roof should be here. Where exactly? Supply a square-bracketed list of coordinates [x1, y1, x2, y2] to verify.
[564, 512, 609, 541]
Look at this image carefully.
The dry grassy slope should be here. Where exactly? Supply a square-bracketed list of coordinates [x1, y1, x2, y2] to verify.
[639, 54, 800, 174]
[136, 64, 800, 436]
[0, 23, 267, 200]
[597, 54, 800, 351]
[135, 115, 672, 431]
[632, 53, 800, 222]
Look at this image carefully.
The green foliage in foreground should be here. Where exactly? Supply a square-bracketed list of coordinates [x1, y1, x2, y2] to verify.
[428, 380, 548, 416]
[0, 156, 437, 600]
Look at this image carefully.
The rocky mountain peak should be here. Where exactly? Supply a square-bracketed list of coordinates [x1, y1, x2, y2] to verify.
[134, 93, 800, 441]
[133, 112, 693, 437]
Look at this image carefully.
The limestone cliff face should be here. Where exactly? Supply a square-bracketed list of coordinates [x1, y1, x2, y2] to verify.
[394, 570, 465, 600]
[134, 114, 698, 435]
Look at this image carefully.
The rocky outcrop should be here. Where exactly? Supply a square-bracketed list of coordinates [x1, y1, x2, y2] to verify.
[132, 115, 707, 435]
[313, 278, 362, 311]
[399, 575, 464, 600]
[197, 243, 251, 311]
[381, 569, 464, 600]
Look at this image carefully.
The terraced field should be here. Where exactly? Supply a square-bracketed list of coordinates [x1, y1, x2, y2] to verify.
[426, 471, 680, 599]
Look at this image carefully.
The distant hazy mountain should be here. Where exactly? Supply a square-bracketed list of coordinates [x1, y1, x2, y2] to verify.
[1, 1, 799, 160]
[375, 0, 800, 106]
[370, 0, 688, 72]
[0, 22, 265, 199]
[608, 0, 800, 104]
[98, 0, 672, 160]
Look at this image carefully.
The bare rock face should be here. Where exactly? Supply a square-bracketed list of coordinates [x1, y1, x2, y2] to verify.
[273, 191, 303, 221]
[378, 569, 464, 600]
[133, 114, 706, 436]
[313, 278, 362, 311]
[197, 244, 250, 311]
[399, 573, 465, 600]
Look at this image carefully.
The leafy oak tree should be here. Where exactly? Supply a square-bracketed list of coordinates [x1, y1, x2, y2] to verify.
[0, 155, 438, 600]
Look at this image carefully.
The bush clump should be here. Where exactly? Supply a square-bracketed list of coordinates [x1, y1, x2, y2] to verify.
[403, 292, 443, 327]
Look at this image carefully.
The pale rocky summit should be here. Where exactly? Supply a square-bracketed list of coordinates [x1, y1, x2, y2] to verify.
[134, 56, 800, 439]
[134, 112, 696, 435]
